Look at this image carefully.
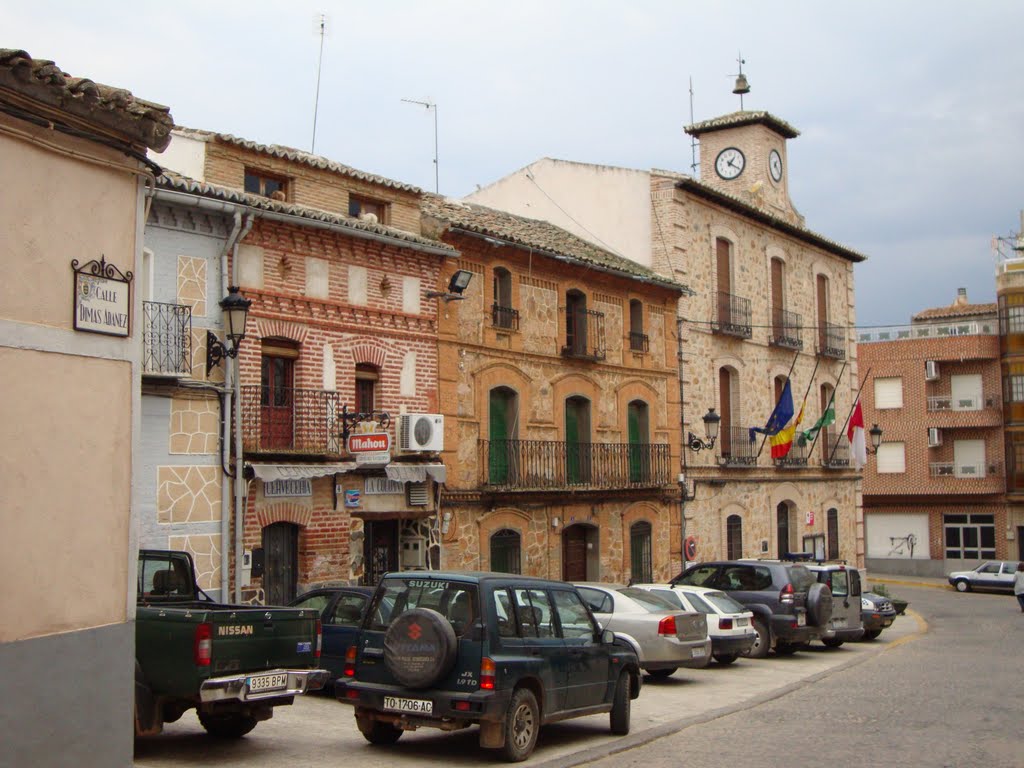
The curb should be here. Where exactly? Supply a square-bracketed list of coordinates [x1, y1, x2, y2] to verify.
[529, 619, 926, 768]
[871, 577, 951, 591]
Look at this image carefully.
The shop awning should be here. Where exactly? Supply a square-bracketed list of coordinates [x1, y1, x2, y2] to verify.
[384, 463, 447, 484]
[248, 463, 357, 482]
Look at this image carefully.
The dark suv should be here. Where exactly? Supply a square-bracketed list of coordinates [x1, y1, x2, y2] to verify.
[335, 572, 641, 762]
[671, 560, 832, 657]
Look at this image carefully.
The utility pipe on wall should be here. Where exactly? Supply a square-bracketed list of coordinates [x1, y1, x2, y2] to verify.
[232, 214, 254, 604]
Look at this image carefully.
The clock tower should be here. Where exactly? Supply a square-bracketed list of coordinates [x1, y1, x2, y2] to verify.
[685, 111, 804, 226]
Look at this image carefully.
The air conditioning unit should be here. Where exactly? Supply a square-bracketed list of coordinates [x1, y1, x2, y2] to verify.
[925, 360, 939, 381]
[398, 413, 445, 452]
[927, 427, 942, 447]
[400, 537, 427, 568]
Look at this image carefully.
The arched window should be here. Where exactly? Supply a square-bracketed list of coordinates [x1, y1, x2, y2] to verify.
[488, 387, 519, 485]
[629, 300, 647, 352]
[827, 508, 839, 560]
[492, 268, 516, 329]
[777, 503, 791, 557]
[490, 529, 521, 574]
[628, 400, 650, 484]
[565, 396, 592, 484]
[727, 514, 743, 560]
[355, 363, 379, 413]
[630, 521, 653, 583]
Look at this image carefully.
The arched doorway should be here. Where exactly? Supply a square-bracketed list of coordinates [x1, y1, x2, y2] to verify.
[777, 502, 792, 558]
[562, 524, 598, 581]
[262, 522, 299, 605]
[726, 514, 743, 560]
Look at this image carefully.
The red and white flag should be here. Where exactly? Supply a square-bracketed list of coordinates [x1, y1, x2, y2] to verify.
[848, 399, 867, 470]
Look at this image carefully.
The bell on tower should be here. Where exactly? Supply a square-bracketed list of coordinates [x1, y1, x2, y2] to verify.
[731, 54, 750, 109]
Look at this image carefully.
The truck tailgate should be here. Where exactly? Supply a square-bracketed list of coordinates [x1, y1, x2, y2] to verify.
[208, 607, 319, 675]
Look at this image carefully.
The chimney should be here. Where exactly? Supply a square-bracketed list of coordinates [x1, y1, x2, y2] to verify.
[955, 287, 968, 306]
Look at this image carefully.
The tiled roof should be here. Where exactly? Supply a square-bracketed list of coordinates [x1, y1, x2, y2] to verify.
[0, 49, 173, 151]
[423, 194, 686, 293]
[667, 174, 867, 263]
[912, 302, 997, 321]
[685, 110, 800, 139]
[157, 171, 456, 255]
[174, 128, 422, 194]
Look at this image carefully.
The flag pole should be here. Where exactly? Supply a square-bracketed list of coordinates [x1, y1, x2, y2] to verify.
[832, 366, 873, 464]
[807, 359, 847, 457]
[756, 348, 802, 459]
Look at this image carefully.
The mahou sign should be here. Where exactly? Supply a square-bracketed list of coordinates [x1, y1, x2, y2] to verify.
[348, 432, 391, 453]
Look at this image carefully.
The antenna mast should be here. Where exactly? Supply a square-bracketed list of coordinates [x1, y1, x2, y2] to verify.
[689, 77, 698, 174]
[401, 98, 439, 193]
[311, 13, 328, 153]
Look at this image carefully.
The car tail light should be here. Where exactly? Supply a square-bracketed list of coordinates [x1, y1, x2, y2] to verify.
[454, 701, 471, 712]
[193, 622, 212, 667]
[658, 616, 677, 636]
[719, 618, 733, 630]
[780, 583, 795, 605]
[481, 657, 496, 690]
[315, 619, 323, 659]
[344, 645, 357, 677]
[345, 689, 359, 700]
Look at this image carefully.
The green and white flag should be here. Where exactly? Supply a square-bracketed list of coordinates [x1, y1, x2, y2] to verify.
[799, 404, 835, 445]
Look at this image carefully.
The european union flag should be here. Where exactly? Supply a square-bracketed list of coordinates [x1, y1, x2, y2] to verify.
[749, 380, 795, 443]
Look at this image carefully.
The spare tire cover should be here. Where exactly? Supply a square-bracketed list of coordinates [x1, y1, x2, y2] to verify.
[384, 608, 458, 689]
[806, 583, 833, 627]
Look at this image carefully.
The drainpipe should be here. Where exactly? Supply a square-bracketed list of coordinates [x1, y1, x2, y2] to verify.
[677, 315, 689, 569]
[232, 214, 255, 603]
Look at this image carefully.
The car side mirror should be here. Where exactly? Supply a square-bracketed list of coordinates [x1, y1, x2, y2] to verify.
[601, 628, 615, 645]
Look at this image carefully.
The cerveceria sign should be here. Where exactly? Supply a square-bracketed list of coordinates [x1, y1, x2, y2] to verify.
[72, 256, 132, 337]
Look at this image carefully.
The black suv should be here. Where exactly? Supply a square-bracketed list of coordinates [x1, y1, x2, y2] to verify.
[671, 560, 832, 657]
[335, 572, 641, 762]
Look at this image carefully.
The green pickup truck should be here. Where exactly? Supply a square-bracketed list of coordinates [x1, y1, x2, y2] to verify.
[135, 549, 329, 738]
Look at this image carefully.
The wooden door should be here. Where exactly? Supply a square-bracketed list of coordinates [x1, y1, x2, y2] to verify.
[771, 258, 784, 334]
[489, 388, 514, 484]
[816, 274, 829, 350]
[261, 354, 294, 449]
[262, 522, 298, 605]
[562, 526, 588, 582]
[628, 400, 649, 483]
[719, 369, 732, 457]
[717, 238, 731, 323]
[565, 397, 591, 484]
[363, 520, 398, 586]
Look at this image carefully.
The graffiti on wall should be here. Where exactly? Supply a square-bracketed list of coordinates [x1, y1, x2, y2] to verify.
[887, 533, 918, 558]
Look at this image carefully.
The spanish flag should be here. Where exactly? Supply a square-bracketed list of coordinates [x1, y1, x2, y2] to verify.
[770, 399, 805, 458]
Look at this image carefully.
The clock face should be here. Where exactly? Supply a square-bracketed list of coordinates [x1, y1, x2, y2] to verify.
[715, 147, 745, 180]
[769, 149, 783, 183]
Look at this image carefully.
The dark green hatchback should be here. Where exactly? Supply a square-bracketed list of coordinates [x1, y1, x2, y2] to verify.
[335, 571, 641, 762]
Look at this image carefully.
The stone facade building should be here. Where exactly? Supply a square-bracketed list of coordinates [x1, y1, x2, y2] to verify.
[0, 49, 172, 765]
[422, 195, 686, 582]
[469, 110, 867, 566]
[859, 291, 1007, 576]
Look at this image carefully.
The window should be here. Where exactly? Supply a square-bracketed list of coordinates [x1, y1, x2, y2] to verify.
[244, 169, 287, 200]
[1005, 305, 1024, 334]
[944, 513, 996, 560]
[876, 442, 906, 473]
[874, 377, 903, 408]
[816, 272, 830, 339]
[490, 529, 521, 575]
[565, 396, 592, 484]
[512, 588, 557, 638]
[491, 268, 517, 329]
[551, 590, 596, 639]
[261, 340, 298, 450]
[488, 387, 519, 484]
[1006, 375, 1024, 403]
[819, 383, 835, 461]
[627, 400, 650, 484]
[727, 514, 743, 560]
[629, 522, 653, 583]
[348, 195, 388, 223]
[493, 588, 516, 637]
[355, 363, 378, 413]
[629, 299, 647, 352]
[716, 237, 732, 325]
[827, 570, 849, 597]
[327, 594, 367, 626]
[1009, 434, 1024, 492]
[719, 367, 736, 459]
[565, 290, 588, 356]
[827, 508, 839, 560]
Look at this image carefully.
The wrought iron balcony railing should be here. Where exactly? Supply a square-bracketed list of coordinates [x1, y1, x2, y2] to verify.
[562, 308, 606, 361]
[817, 322, 846, 360]
[930, 462, 1000, 478]
[770, 308, 803, 350]
[142, 301, 192, 376]
[629, 332, 649, 353]
[774, 440, 809, 468]
[718, 426, 757, 466]
[822, 434, 850, 468]
[479, 439, 671, 490]
[492, 303, 520, 331]
[712, 291, 752, 339]
[240, 385, 343, 455]
[927, 394, 996, 411]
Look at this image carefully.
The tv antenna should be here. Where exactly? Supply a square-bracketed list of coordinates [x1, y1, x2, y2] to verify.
[310, 13, 329, 153]
[401, 98, 438, 193]
[689, 76, 698, 174]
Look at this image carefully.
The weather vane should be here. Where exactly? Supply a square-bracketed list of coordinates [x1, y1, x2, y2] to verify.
[731, 52, 750, 110]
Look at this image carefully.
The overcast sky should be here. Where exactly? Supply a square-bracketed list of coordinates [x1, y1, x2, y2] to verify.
[9, 1, 1024, 326]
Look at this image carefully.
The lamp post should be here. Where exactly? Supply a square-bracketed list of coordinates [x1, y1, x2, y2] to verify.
[206, 286, 252, 374]
[686, 408, 721, 453]
[868, 423, 883, 454]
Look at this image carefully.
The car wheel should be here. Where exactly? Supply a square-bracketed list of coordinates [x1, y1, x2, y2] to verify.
[647, 668, 676, 679]
[954, 579, 971, 593]
[358, 719, 404, 745]
[713, 653, 738, 665]
[609, 671, 631, 736]
[862, 629, 881, 641]
[774, 641, 799, 656]
[742, 618, 770, 659]
[197, 713, 258, 739]
[822, 638, 844, 649]
[501, 688, 539, 762]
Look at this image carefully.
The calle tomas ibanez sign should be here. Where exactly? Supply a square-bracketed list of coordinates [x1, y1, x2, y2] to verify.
[72, 256, 132, 337]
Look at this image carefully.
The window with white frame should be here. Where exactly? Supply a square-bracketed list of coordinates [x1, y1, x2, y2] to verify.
[876, 442, 906, 473]
[874, 377, 904, 409]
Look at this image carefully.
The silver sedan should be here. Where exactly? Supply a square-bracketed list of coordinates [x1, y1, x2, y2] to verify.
[575, 584, 711, 678]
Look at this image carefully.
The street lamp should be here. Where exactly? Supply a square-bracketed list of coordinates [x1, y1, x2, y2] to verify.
[426, 269, 474, 302]
[868, 423, 884, 454]
[206, 286, 252, 374]
[686, 408, 721, 452]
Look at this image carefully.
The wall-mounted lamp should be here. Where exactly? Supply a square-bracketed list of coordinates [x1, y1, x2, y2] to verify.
[441, 510, 453, 535]
[426, 269, 473, 302]
[686, 408, 721, 453]
[206, 286, 252, 374]
[867, 423, 884, 454]
[551, 516, 560, 529]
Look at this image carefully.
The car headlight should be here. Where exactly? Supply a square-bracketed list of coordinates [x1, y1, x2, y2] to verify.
[861, 598, 873, 610]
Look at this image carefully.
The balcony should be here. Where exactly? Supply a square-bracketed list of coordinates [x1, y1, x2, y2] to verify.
[629, 332, 649, 353]
[769, 308, 803, 350]
[491, 303, 520, 331]
[712, 291, 752, 339]
[717, 426, 757, 466]
[817, 322, 845, 360]
[927, 394, 997, 412]
[858, 320, 997, 343]
[774, 440, 809, 468]
[930, 462, 1000, 479]
[821, 435, 850, 468]
[142, 301, 192, 377]
[562, 308, 606, 361]
[240, 385, 343, 455]
[479, 439, 671, 491]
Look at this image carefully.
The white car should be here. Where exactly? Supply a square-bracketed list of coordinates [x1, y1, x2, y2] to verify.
[948, 561, 1021, 593]
[633, 584, 756, 665]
